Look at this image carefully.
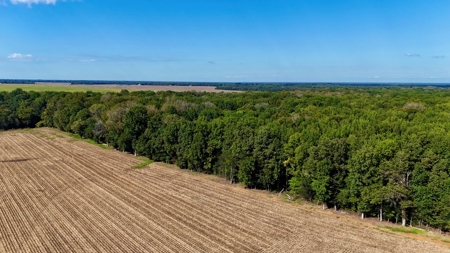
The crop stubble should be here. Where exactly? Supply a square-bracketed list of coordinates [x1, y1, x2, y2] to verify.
[0, 129, 448, 252]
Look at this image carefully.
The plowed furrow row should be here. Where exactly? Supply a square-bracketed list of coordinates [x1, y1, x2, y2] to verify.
[72, 167, 262, 251]
[131, 169, 292, 238]
[20, 137, 178, 252]
[13, 169, 123, 252]
[25, 134, 306, 251]
[25, 134, 228, 252]
[56, 157, 239, 251]
[1, 136, 84, 252]
[127, 171, 276, 245]
[0, 143, 57, 252]
[34, 137, 255, 252]
[137, 167, 296, 224]
[1, 134, 142, 251]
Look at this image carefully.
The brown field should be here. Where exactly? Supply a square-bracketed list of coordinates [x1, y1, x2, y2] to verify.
[0, 83, 241, 93]
[78, 84, 242, 93]
[0, 128, 448, 253]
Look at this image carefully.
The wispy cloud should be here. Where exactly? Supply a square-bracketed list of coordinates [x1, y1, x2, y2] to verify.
[208, 61, 215, 65]
[405, 53, 420, 57]
[79, 58, 96, 62]
[72, 54, 184, 63]
[404, 53, 445, 59]
[7, 53, 33, 61]
[10, 0, 56, 6]
[5, 53, 185, 63]
[8, 0, 81, 7]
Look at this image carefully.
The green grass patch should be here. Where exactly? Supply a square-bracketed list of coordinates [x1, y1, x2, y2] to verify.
[66, 133, 112, 149]
[40, 134, 55, 140]
[16, 128, 38, 133]
[441, 238, 450, 243]
[133, 157, 153, 169]
[0, 84, 120, 93]
[382, 226, 427, 235]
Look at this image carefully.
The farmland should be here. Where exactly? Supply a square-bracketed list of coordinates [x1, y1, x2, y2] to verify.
[0, 128, 448, 252]
[0, 84, 120, 93]
[0, 84, 240, 93]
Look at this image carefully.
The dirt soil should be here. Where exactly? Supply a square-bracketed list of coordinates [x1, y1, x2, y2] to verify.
[75, 84, 242, 93]
[0, 128, 448, 252]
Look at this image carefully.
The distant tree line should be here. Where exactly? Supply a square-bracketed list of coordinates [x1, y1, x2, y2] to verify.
[1, 87, 450, 230]
[2, 79, 450, 92]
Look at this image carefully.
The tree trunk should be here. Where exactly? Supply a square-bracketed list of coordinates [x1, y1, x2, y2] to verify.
[278, 188, 284, 197]
[134, 150, 136, 156]
[322, 203, 325, 210]
[402, 210, 406, 226]
[361, 213, 364, 219]
[230, 167, 233, 184]
[334, 204, 337, 211]
[380, 204, 383, 222]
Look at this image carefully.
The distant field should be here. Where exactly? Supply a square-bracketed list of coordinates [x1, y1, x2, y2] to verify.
[0, 84, 241, 93]
[0, 128, 448, 253]
[0, 84, 120, 93]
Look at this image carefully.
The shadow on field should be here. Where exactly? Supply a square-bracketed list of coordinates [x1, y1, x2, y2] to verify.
[0, 158, 37, 163]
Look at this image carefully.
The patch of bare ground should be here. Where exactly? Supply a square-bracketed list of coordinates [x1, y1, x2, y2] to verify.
[74, 84, 242, 93]
[0, 128, 448, 252]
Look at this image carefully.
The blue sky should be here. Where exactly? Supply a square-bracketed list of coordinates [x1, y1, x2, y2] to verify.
[1, 0, 449, 82]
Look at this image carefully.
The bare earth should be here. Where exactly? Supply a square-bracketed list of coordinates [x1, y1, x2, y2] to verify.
[0, 128, 448, 253]
[81, 84, 242, 93]
[68, 83, 241, 93]
[1, 83, 242, 93]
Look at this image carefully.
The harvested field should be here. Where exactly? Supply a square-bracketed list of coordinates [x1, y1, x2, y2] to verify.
[0, 128, 448, 252]
[75, 84, 241, 93]
[0, 84, 241, 93]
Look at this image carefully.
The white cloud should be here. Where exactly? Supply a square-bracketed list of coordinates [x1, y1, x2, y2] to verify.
[405, 53, 420, 57]
[10, 0, 56, 6]
[7, 53, 33, 60]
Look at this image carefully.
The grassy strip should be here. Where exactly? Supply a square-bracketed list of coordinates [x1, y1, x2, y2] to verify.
[0, 84, 119, 93]
[16, 128, 38, 133]
[66, 133, 112, 150]
[59, 131, 152, 167]
[441, 238, 450, 243]
[134, 157, 153, 169]
[382, 226, 427, 235]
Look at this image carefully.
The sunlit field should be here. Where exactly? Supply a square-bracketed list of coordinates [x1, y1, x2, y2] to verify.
[0, 84, 120, 93]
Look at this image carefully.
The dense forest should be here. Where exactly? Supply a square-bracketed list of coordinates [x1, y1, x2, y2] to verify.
[1, 87, 450, 231]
